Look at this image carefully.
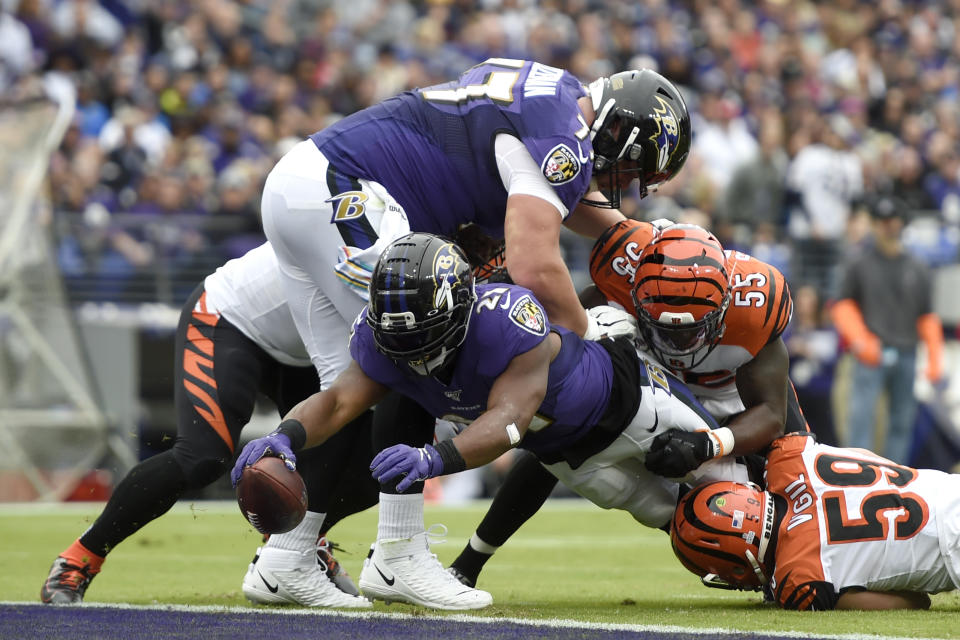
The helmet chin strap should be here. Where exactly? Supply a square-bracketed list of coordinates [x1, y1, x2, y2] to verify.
[746, 490, 777, 586]
[407, 345, 453, 376]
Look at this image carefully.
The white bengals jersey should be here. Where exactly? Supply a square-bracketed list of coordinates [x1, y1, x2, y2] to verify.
[765, 434, 960, 610]
[203, 242, 311, 367]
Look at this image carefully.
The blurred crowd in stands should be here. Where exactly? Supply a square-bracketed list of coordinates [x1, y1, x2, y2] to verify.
[2, 0, 958, 300]
[4, 0, 960, 469]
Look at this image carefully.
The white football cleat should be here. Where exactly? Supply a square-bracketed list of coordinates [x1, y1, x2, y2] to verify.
[358, 526, 493, 610]
[243, 546, 372, 608]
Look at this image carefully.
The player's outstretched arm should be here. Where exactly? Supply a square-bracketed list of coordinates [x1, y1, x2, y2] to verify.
[231, 362, 388, 486]
[565, 195, 625, 238]
[726, 336, 790, 455]
[835, 590, 931, 610]
[371, 336, 556, 492]
[287, 361, 390, 449]
[504, 194, 587, 335]
[452, 334, 555, 468]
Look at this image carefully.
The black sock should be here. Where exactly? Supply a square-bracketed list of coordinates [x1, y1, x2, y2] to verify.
[450, 543, 492, 586]
[79, 451, 187, 557]
[450, 451, 558, 584]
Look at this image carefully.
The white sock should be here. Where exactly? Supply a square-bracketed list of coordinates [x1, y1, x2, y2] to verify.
[469, 533, 499, 555]
[265, 511, 326, 552]
[377, 492, 424, 541]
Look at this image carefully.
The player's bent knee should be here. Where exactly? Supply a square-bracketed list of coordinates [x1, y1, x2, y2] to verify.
[171, 448, 231, 490]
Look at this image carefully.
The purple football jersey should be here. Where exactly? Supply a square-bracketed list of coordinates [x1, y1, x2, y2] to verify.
[310, 59, 593, 238]
[350, 284, 613, 458]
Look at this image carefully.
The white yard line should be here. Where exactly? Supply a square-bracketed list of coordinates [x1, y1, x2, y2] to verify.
[0, 601, 944, 640]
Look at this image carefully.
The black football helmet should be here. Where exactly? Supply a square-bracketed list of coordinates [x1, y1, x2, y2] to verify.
[367, 232, 477, 375]
[584, 69, 691, 208]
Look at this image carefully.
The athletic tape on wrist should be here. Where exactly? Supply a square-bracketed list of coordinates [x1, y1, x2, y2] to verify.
[276, 419, 307, 452]
[434, 439, 467, 475]
[707, 427, 735, 458]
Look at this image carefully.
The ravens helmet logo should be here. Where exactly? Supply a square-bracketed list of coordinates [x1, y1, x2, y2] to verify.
[648, 94, 682, 173]
[431, 243, 465, 313]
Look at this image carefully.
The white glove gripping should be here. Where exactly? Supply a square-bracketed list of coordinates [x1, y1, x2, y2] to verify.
[584, 305, 639, 341]
[650, 218, 676, 230]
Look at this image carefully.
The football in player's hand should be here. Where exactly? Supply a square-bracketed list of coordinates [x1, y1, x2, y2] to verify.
[236, 456, 307, 534]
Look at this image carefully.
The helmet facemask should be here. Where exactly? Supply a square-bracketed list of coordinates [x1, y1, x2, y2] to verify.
[368, 233, 477, 376]
[374, 300, 474, 375]
[630, 225, 732, 371]
[634, 293, 730, 371]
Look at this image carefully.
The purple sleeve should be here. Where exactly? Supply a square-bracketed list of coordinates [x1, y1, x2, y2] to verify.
[523, 135, 594, 215]
[349, 310, 406, 388]
[517, 74, 593, 214]
[473, 289, 552, 379]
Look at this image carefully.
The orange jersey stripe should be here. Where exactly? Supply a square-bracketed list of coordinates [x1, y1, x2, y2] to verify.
[722, 253, 792, 356]
[589, 219, 656, 312]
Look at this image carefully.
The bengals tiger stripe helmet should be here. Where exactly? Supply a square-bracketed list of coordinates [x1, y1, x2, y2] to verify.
[472, 244, 511, 284]
[631, 224, 731, 370]
[670, 481, 776, 590]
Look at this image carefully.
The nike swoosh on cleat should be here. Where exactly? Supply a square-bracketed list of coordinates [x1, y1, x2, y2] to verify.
[257, 570, 279, 593]
[374, 564, 395, 586]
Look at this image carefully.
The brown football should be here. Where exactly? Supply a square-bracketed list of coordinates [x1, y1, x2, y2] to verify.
[236, 456, 307, 534]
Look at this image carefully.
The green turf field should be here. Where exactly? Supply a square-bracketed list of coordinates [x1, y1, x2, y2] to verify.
[6, 500, 959, 638]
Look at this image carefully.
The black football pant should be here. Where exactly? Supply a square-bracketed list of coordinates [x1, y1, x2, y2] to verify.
[80, 285, 378, 558]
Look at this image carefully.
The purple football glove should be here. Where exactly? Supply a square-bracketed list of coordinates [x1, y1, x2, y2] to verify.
[230, 431, 297, 488]
[370, 444, 444, 493]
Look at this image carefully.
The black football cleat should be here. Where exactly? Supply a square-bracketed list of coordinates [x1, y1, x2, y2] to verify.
[41, 557, 96, 604]
[447, 566, 476, 589]
[317, 537, 360, 596]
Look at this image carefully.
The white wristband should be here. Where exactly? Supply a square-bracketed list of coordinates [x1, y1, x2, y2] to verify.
[706, 427, 735, 458]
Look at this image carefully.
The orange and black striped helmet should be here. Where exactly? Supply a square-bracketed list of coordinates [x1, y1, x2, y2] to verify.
[630, 224, 731, 370]
[670, 481, 775, 591]
[472, 244, 510, 284]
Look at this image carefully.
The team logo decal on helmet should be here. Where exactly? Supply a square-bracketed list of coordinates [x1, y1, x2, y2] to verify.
[670, 481, 776, 591]
[508, 295, 547, 336]
[368, 233, 477, 376]
[431, 242, 466, 312]
[541, 144, 581, 185]
[649, 94, 681, 174]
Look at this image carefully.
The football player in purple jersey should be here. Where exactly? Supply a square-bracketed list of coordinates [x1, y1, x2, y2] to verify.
[255, 58, 690, 605]
[233, 233, 747, 610]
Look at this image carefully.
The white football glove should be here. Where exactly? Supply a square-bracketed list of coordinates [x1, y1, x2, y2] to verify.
[583, 305, 638, 341]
